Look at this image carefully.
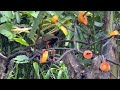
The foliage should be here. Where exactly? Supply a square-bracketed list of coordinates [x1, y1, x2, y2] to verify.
[0, 11, 120, 79]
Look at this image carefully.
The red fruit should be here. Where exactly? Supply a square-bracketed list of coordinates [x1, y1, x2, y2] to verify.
[83, 50, 93, 59]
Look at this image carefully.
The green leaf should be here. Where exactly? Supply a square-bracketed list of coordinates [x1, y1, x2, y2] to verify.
[15, 12, 21, 24]
[29, 11, 45, 39]
[19, 11, 33, 17]
[0, 29, 14, 40]
[0, 16, 8, 22]
[0, 11, 14, 22]
[33, 62, 40, 79]
[94, 21, 103, 27]
[14, 37, 29, 46]
[57, 70, 63, 79]
[46, 11, 56, 16]
[63, 67, 69, 79]
[14, 55, 29, 63]
[65, 30, 73, 46]
[30, 11, 39, 18]
[44, 70, 50, 79]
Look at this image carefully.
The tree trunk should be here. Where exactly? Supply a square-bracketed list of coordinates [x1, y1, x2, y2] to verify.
[102, 11, 119, 79]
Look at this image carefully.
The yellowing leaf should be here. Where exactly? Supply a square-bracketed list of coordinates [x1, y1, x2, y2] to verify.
[59, 26, 68, 36]
[64, 20, 72, 26]
[11, 27, 31, 34]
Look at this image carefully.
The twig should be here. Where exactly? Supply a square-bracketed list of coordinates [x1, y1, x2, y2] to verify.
[106, 59, 120, 67]
[48, 47, 71, 50]
[56, 40, 88, 45]
[77, 49, 84, 54]
[84, 36, 113, 49]
[7, 51, 27, 62]
[55, 49, 75, 63]
[0, 53, 7, 60]
[109, 71, 118, 79]
[102, 37, 113, 48]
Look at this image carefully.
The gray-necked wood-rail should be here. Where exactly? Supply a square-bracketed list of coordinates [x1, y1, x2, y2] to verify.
[42, 34, 58, 48]
[36, 34, 58, 62]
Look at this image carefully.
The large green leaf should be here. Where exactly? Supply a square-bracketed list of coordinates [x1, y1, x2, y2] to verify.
[14, 37, 29, 46]
[33, 62, 40, 79]
[14, 55, 29, 63]
[0, 11, 14, 22]
[29, 11, 45, 39]
[0, 29, 14, 40]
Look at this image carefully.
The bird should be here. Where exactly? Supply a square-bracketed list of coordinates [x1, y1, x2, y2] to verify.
[41, 34, 58, 48]
[36, 34, 58, 63]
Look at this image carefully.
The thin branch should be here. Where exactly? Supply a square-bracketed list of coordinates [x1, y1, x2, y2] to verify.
[106, 59, 120, 67]
[102, 36, 113, 48]
[48, 47, 71, 50]
[7, 51, 27, 62]
[109, 71, 118, 79]
[0, 53, 7, 60]
[77, 49, 84, 54]
[56, 40, 88, 45]
[84, 36, 113, 49]
[55, 49, 75, 63]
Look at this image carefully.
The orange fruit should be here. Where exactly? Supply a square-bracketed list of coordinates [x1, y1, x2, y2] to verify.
[100, 61, 110, 72]
[40, 50, 48, 64]
[51, 15, 58, 24]
[110, 30, 119, 36]
[83, 50, 93, 59]
[78, 11, 88, 25]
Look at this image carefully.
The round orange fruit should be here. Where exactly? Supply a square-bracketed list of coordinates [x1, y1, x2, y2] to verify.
[83, 50, 93, 59]
[78, 11, 88, 25]
[100, 61, 110, 72]
[51, 15, 58, 24]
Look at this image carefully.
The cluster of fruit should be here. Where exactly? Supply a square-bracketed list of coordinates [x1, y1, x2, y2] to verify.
[51, 11, 88, 25]
[40, 11, 120, 73]
[83, 50, 110, 72]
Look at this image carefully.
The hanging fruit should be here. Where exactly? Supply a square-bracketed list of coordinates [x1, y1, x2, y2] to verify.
[78, 11, 88, 25]
[40, 50, 49, 64]
[100, 61, 110, 72]
[83, 50, 93, 59]
[109, 30, 119, 36]
[51, 15, 58, 24]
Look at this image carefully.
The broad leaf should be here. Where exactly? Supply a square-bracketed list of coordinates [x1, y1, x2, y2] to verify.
[14, 55, 29, 63]
[33, 62, 40, 79]
[0, 29, 14, 40]
[30, 11, 45, 39]
[14, 37, 29, 46]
